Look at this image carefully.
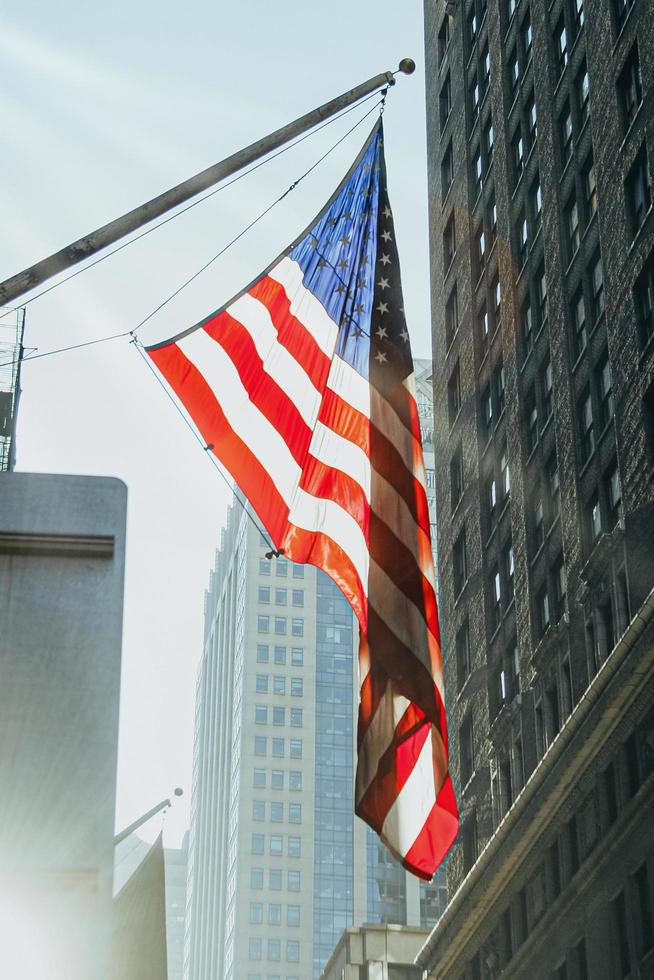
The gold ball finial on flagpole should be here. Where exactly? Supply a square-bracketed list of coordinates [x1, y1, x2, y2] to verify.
[398, 58, 416, 75]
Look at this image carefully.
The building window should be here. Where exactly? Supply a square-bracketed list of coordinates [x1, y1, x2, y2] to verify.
[612, 890, 631, 978]
[272, 706, 285, 726]
[287, 904, 301, 927]
[257, 615, 270, 633]
[444, 212, 456, 271]
[291, 646, 303, 666]
[440, 72, 452, 132]
[470, 72, 481, 122]
[527, 89, 538, 146]
[516, 209, 528, 267]
[274, 616, 286, 635]
[273, 675, 285, 696]
[537, 263, 548, 325]
[272, 737, 284, 757]
[248, 938, 262, 961]
[526, 385, 539, 454]
[251, 867, 264, 889]
[456, 620, 471, 691]
[488, 192, 498, 246]
[460, 713, 475, 785]
[271, 769, 284, 789]
[583, 153, 597, 224]
[268, 938, 281, 961]
[534, 498, 545, 551]
[453, 529, 468, 597]
[270, 801, 283, 823]
[450, 446, 464, 510]
[288, 870, 301, 891]
[291, 589, 303, 607]
[289, 803, 301, 824]
[576, 63, 590, 129]
[589, 491, 602, 543]
[541, 354, 554, 422]
[634, 864, 654, 956]
[254, 736, 267, 756]
[508, 46, 520, 101]
[591, 253, 605, 321]
[477, 302, 490, 359]
[530, 173, 543, 230]
[481, 382, 493, 440]
[579, 389, 595, 462]
[258, 585, 270, 604]
[504, 543, 515, 602]
[438, 14, 451, 65]
[597, 352, 614, 429]
[474, 224, 487, 279]
[448, 360, 462, 425]
[494, 360, 506, 416]
[614, 0, 636, 29]
[619, 43, 642, 130]
[554, 554, 567, 620]
[441, 139, 454, 197]
[490, 565, 502, 632]
[571, 287, 587, 360]
[290, 738, 302, 759]
[256, 674, 269, 694]
[259, 557, 271, 575]
[521, 9, 533, 62]
[291, 563, 303, 578]
[286, 940, 300, 963]
[462, 810, 478, 872]
[491, 271, 501, 326]
[472, 145, 483, 199]
[275, 587, 287, 605]
[253, 768, 266, 788]
[521, 297, 534, 362]
[501, 445, 511, 499]
[565, 194, 580, 261]
[560, 103, 573, 165]
[289, 770, 302, 790]
[481, 41, 491, 91]
[253, 799, 266, 822]
[626, 146, 652, 237]
[554, 17, 568, 76]
[274, 645, 286, 665]
[290, 677, 303, 696]
[270, 835, 283, 856]
[483, 117, 494, 170]
[255, 705, 268, 725]
[606, 464, 622, 526]
[290, 708, 302, 727]
[445, 284, 458, 348]
[269, 868, 282, 890]
[547, 452, 560, 519]
[251, 833, 265, 855]
[288, 836, 301, 857]
[635, 257, 654, 347]
[513, 125, 525, 181]
[256, 644, 269, 663]
[291, 617, 303, 637]
[572, 0, 584, 34]
[277, 558, 288, 576]
[537, 585, 551, 636]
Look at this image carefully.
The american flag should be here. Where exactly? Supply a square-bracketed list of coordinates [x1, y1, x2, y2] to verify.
[146, 121, 458, 878]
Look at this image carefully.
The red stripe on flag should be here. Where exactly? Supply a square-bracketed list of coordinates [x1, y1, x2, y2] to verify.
[249, 276, 333, 391]
[299, 455, 369, 535]
[148, 343, 290, 545]
[202, 311, 313, 466]
[401, 774, 459, 880]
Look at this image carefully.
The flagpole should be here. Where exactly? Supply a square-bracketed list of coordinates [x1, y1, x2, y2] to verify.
[0, 59, 415, 307]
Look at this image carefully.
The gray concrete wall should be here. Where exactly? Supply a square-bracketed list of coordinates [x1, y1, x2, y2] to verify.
[0, 472, 127, 980]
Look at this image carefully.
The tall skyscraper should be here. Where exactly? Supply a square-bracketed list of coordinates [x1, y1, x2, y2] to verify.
[419, 0, 654, 977]
[0, 307, 24, 471]
[184, 361, 446, 980]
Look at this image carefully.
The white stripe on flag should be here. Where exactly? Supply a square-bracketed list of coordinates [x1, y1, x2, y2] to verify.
[227, 293, 322, 427]
[287, 490, 369, 594]
[327, 354, 371, 418]
[381, 727, 437, 856]
[178, 328, 302, 503]
[309, 421, 371, 500]
[269, 257, 339, 356]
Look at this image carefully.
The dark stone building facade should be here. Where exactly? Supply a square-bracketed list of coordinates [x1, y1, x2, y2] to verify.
[420, 0, 654, 976]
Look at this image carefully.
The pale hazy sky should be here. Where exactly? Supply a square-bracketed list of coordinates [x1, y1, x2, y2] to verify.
[2, 1, 431, 845]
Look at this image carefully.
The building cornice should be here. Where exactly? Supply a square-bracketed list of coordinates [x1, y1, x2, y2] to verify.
[416, 587, 654, 978]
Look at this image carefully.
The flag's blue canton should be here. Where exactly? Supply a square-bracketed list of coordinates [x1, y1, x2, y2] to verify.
[289, 131, 381, 380]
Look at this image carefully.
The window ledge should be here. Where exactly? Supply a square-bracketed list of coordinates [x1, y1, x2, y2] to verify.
[639, 330, 654, 367]
[443, 250, 457, 282]
[570, 344, 587, 373]
[539, 412, 554, 438]
[612, 2, 637, 54]
[597, 417, 615, 448]
[618, 102, 645, 153]
[441, 180, 454, 213]
[530, 540, 545, 567]
[525, 440, 539, 467]
[578, 449, 596, 479]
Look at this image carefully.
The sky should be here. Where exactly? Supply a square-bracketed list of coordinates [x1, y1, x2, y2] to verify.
[1, 1, 432, 846]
